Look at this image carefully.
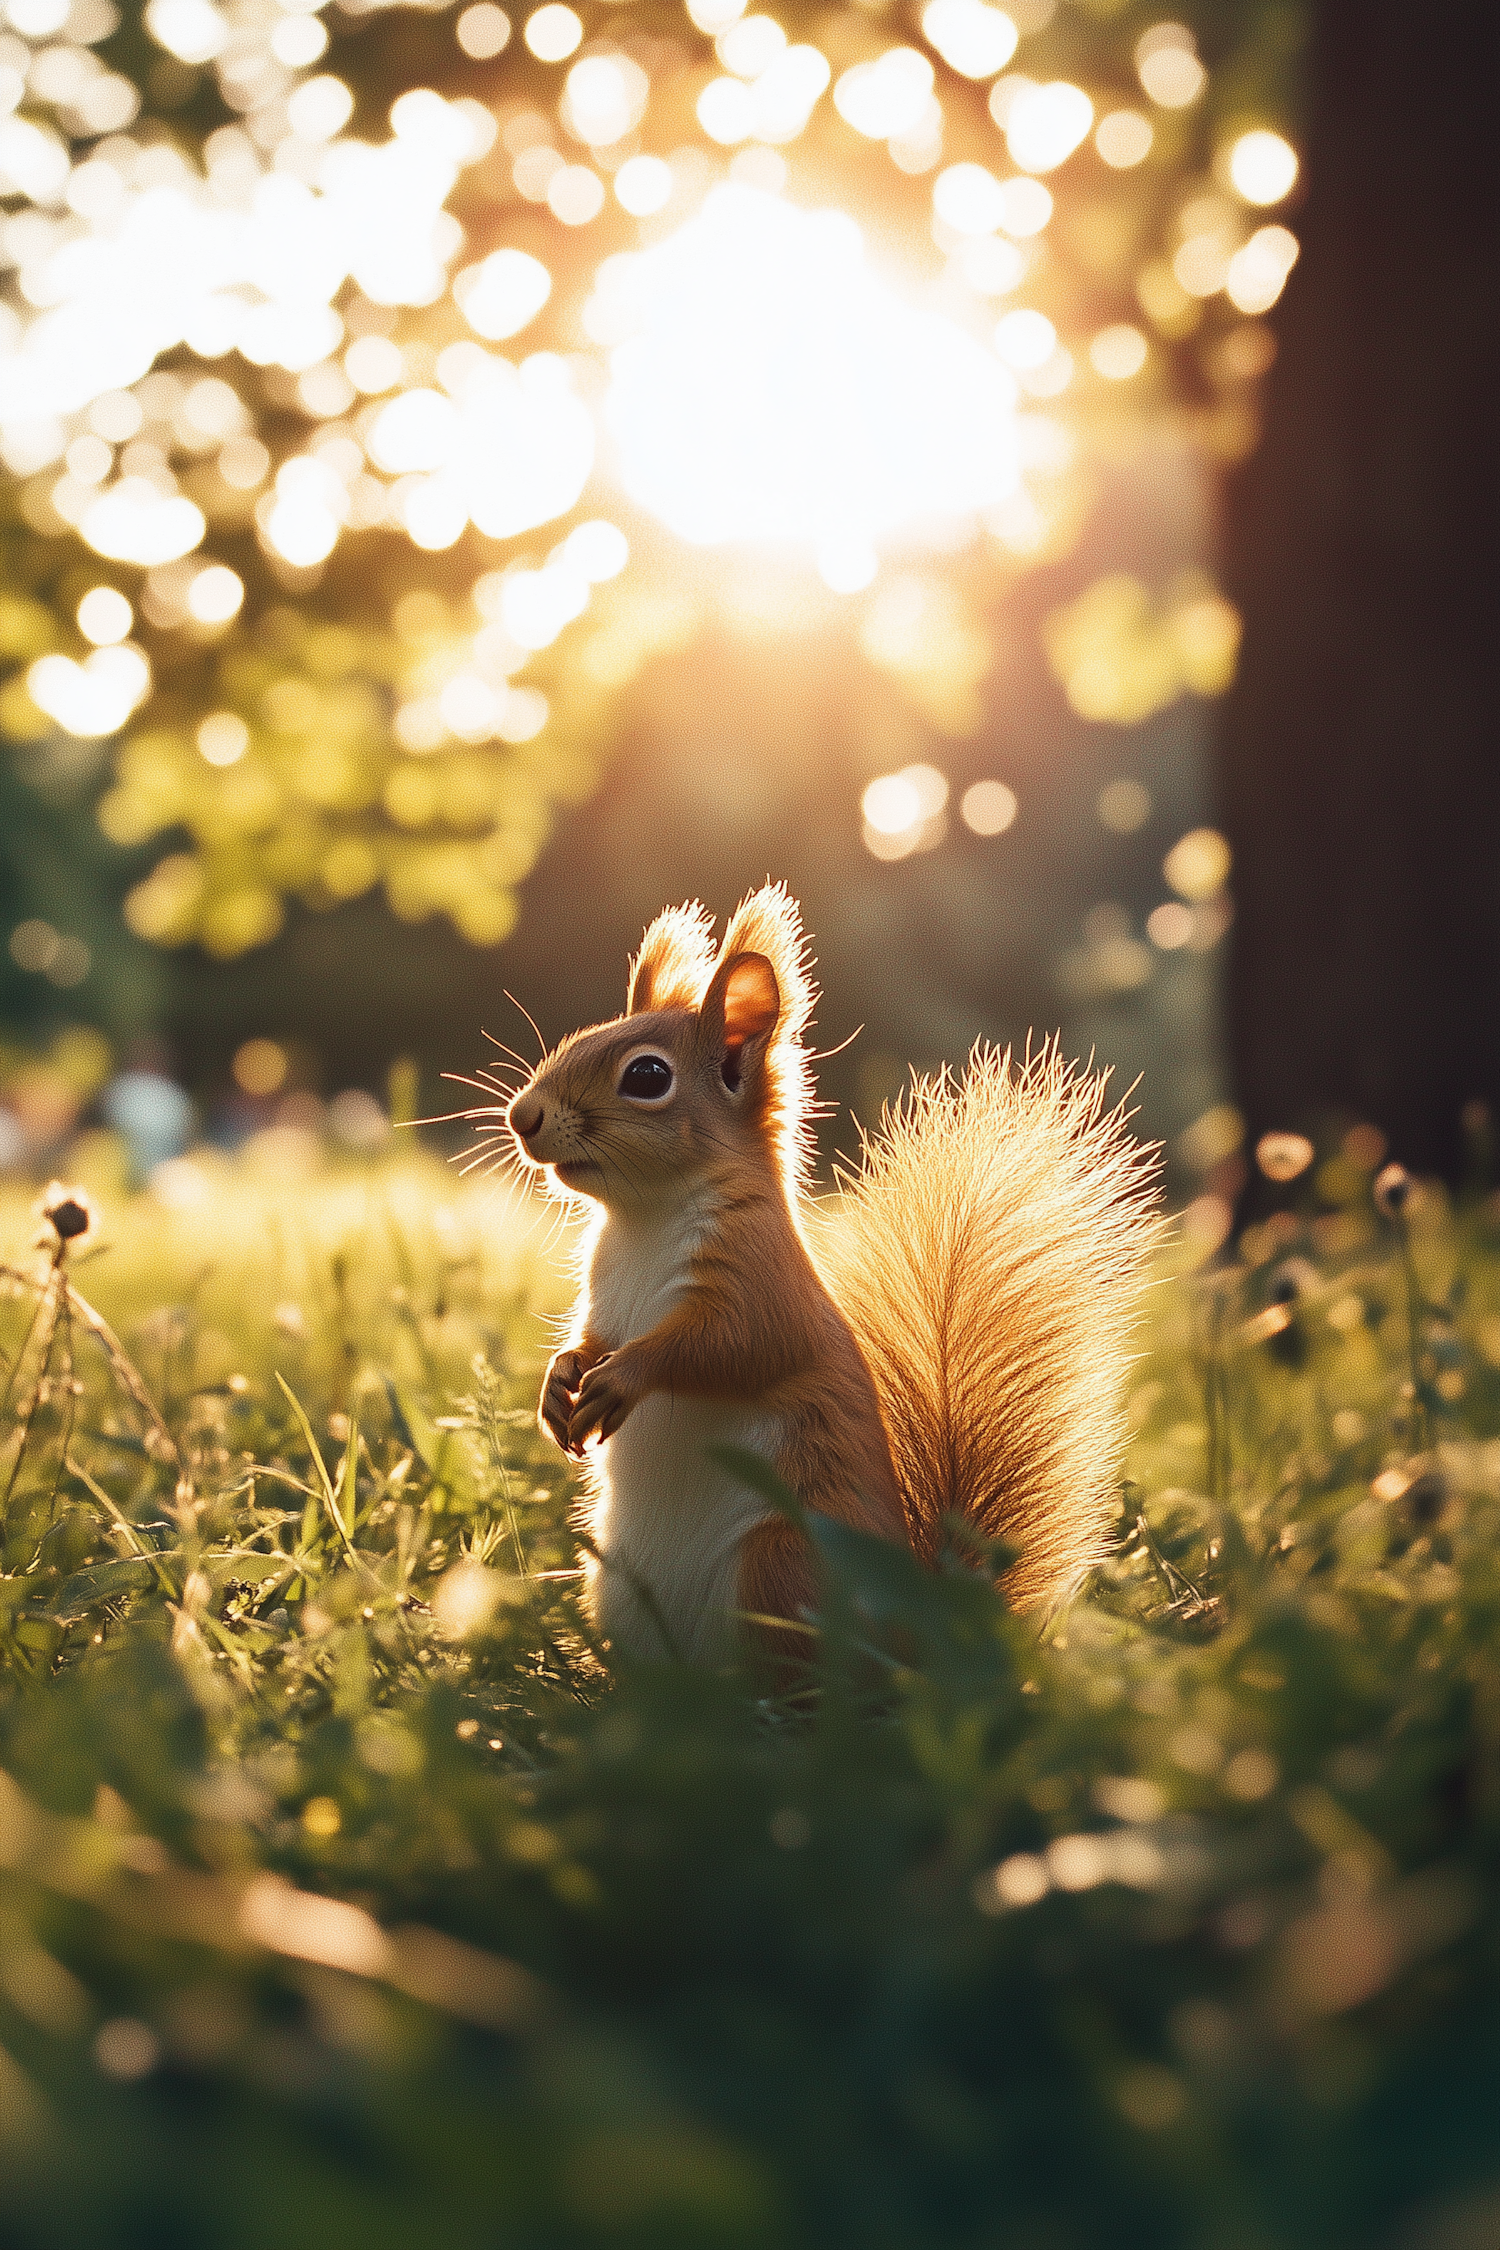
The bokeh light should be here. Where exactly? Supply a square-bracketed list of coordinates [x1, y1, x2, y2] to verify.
[1228, 129, 1299, 207]
[994, 309, 1056, 370]
[456, 3, 510, 58]
[261, 456, 343, 567]
[1095, 109, 1153, 168]
[76, 586, 132, 645]
[1004, 83, 1093, 174]
[186, 565, 244, 624]
[286, 76, 354, 143]
[197, 711, 249, 766]
[862, 761, 949, 859]
[523, 6, 583, 62]
[362, 354, 592, 541]
[1046, 575, 1241, 723]
[562, 55, 650, 147]
[697, 78, 756, 142]
[1163, 826, 1231, 902]
[273, 17, 329, 66]
[718, 13, 785, 76]
[546, 165, 606, 226]
[565, 520, 630, 580]
[27, 643, 150, 736]
[232, 1037, 289, 1096]
[80, 484, 205, 567]
[454, 251, 553, 340]
[920, 0, 1017, 81]
[145, 0, 227, 65]
[1145, 900, 1192, 949]
[0, 0, 1283, 973]
[834, 49, 934, 141]
[1135, 23, 1206, 109]
[933, 161, 1007, 235]
[0, 87, 490, 448]
[999, 176, 1053, 236]
[864, 770, 932, 832]
[345, 337, 406, 394]
[960, 778, 1017, 835]
[1097, 778, 1152, 833]
[699, 41, 830, 145]
[1089, 324, 1148, 380]
[1225, 226, 1300, 315]
[612, 156, 672, 216]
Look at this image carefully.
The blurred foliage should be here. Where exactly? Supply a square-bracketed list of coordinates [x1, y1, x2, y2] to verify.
[0, 1145, 1492, 2240]
[1043, 564, 1239, 724]
[0, 0, 1306, 975]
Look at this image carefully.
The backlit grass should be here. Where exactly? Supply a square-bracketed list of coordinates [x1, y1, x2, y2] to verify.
[0, 1143, 1497, 2249]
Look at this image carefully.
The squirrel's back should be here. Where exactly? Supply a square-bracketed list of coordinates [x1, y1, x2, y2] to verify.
[813, 1044, 1161, 1610]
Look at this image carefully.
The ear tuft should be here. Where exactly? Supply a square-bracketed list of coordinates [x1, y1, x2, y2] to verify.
[703, 883, 818, 1190]
[714, 883, 816, 1045]
[627, 901, 717, 1015]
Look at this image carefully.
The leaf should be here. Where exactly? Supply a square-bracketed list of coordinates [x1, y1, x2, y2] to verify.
[53, 1554, 169, 1622]
[203, 1549, 293, 1589]
[64, 1455, 177, 1595]
[12, 1615, 62, 1656]
[709, 1444, 808, 1528]
[0, 1574, 33, 1620]
[387, 1379, 482, 1505]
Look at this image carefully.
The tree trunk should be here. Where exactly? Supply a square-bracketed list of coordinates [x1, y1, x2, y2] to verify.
[1217, 0, 1500, 1183]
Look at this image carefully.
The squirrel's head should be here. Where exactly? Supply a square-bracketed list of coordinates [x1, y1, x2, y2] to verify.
[503, 885, 817, 1211]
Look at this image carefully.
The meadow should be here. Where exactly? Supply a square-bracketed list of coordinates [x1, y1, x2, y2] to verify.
[0, 1131, 1496, 2249]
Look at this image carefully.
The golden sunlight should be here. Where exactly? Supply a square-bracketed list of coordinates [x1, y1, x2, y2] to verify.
[602, 183, 1019, 587]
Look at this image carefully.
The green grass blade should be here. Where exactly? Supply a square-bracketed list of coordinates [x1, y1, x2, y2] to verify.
[275, 1371, 354, 1557]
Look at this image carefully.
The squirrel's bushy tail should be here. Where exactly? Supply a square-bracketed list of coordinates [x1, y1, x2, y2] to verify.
[814, 1044, 1161, 1610]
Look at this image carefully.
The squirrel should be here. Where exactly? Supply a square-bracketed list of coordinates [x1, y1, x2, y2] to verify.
[502, 884, 1160, 1666]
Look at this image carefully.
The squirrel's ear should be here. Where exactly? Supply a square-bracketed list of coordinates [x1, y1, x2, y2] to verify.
[627, 901, 718, 1015]
[714, 883, 815, 1045]
[699, 952, 781, 1092]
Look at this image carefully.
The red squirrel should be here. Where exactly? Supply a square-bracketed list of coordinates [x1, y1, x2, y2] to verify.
[503, 886, 1159, 1664]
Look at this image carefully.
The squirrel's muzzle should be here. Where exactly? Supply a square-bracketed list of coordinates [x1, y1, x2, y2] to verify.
[509, 1092, 544, 1141]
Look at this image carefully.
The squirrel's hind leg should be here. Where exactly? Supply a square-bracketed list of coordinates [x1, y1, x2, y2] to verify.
[736, 1519, 818, 1687]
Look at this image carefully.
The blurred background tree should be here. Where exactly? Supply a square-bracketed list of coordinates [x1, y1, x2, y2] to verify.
[0, 0, 1306, 1189]
[1220, 0, 1500, 1188]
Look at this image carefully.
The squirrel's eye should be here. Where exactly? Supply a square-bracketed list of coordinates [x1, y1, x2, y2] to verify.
[619, 1055, 674, 1101]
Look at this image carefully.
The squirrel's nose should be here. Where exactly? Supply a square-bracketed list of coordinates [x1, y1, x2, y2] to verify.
[509, 1092, 544, 1141]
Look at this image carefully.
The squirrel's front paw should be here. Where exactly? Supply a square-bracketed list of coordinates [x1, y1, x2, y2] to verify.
[539, 1349, 585, 1452]
[567, 1354, 642, 1450]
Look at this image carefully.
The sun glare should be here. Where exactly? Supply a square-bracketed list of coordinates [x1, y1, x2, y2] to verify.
[603, 185, 1019, 571]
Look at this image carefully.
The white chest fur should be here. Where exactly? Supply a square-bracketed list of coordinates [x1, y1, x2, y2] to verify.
[577, 1196, 775, 1664]
[586, 1195, 706, 1353]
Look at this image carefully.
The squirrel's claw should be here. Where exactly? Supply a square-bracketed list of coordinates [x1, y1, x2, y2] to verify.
[539, 1348, 585, 1453]
[567, 1356, 639, 1449]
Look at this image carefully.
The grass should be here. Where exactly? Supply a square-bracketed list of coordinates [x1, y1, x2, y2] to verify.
[0, 1136, 1497, 2248]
